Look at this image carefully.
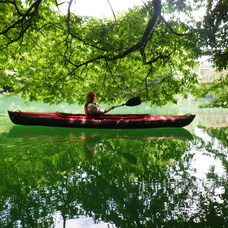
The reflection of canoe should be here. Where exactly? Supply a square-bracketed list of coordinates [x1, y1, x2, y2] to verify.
[8, 111, 195, 129]
[8, 125, 193, 140]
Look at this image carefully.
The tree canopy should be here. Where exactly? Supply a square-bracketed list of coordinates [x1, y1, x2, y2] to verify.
[0, 0, 227, 106]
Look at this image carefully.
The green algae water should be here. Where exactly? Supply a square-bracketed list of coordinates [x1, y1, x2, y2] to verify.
[0, 96, 227, 227]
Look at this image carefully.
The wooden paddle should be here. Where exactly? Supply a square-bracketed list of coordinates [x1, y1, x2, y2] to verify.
[112, 97, 141, 108]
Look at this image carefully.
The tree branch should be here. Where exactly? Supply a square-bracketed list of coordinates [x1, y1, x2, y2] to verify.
[160, 16, 190, 36]
[145, 66, 153, 98]
[0, 0, 24, 16]
[0, 0, 42, 35]
[0, 0, 43, 48]
[107, 0, 117, 22]
[106, 0, 162, 61]
[61, 0, 162, 71]
[65, 0, 108, 52]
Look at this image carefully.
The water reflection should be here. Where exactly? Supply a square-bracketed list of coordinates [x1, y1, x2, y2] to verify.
[3, 126, 193, 158]
[0, 124, 227, 227]
[7, 125, 193, 140]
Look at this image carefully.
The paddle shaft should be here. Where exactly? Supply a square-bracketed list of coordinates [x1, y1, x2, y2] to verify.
[112, 97, 141, 109]
[112, 104, 125, 108]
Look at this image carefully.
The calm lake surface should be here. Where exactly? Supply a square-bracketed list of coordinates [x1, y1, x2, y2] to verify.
[0, 95, 227, 227]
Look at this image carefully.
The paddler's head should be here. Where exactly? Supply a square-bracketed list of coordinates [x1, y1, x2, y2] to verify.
[86, 91, 96, 103]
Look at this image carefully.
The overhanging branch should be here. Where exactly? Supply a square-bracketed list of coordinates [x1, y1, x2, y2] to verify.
[107, 0, 117, 22]
[160, 15, 190, 36]
[104, 0, 162, 61]
[65, 0, 108, 52]
[0, 0, 42, 35]
[0, 0, 43, 48]
[63, 0, 162, 70]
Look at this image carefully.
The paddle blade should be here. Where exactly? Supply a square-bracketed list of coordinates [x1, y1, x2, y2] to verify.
[125, 97, 141, 106]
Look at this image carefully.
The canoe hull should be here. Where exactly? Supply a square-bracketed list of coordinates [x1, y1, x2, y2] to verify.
[8, 111, 195, 129]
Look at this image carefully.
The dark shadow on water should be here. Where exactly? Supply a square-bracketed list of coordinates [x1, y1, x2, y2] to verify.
[8, 125, 193, 141]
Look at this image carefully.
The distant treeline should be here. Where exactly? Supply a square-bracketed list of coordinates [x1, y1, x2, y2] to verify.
[0, 86, 13, 93]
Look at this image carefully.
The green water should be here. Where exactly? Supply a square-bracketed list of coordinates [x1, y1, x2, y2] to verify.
[0, 96, 227, 227]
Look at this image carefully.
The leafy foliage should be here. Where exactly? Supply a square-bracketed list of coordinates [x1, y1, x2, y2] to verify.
[195, 73, 228, 108]
[0, 0, 227, 107]
[197, 0, 228, 70]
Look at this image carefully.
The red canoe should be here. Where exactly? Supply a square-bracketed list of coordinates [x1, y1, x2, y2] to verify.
[8, 111, 195, 129]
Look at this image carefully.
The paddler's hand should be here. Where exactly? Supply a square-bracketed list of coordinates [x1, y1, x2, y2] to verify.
[104, 106, 115, 113]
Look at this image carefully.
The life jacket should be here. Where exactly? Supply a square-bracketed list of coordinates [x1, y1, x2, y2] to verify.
[85, 102, 100, 116]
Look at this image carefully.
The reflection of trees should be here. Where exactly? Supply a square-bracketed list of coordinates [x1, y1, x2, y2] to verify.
[203, 127, 228, 148]
[188, 127, 228, 226]
[194, 127, 228, 175]
[0, 129, 227, 227]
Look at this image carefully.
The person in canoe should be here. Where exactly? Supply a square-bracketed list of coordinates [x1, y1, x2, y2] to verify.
[84, 91, 115, 116]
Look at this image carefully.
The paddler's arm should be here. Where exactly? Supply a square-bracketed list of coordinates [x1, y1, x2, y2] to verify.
[102, 106, 115, 114]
